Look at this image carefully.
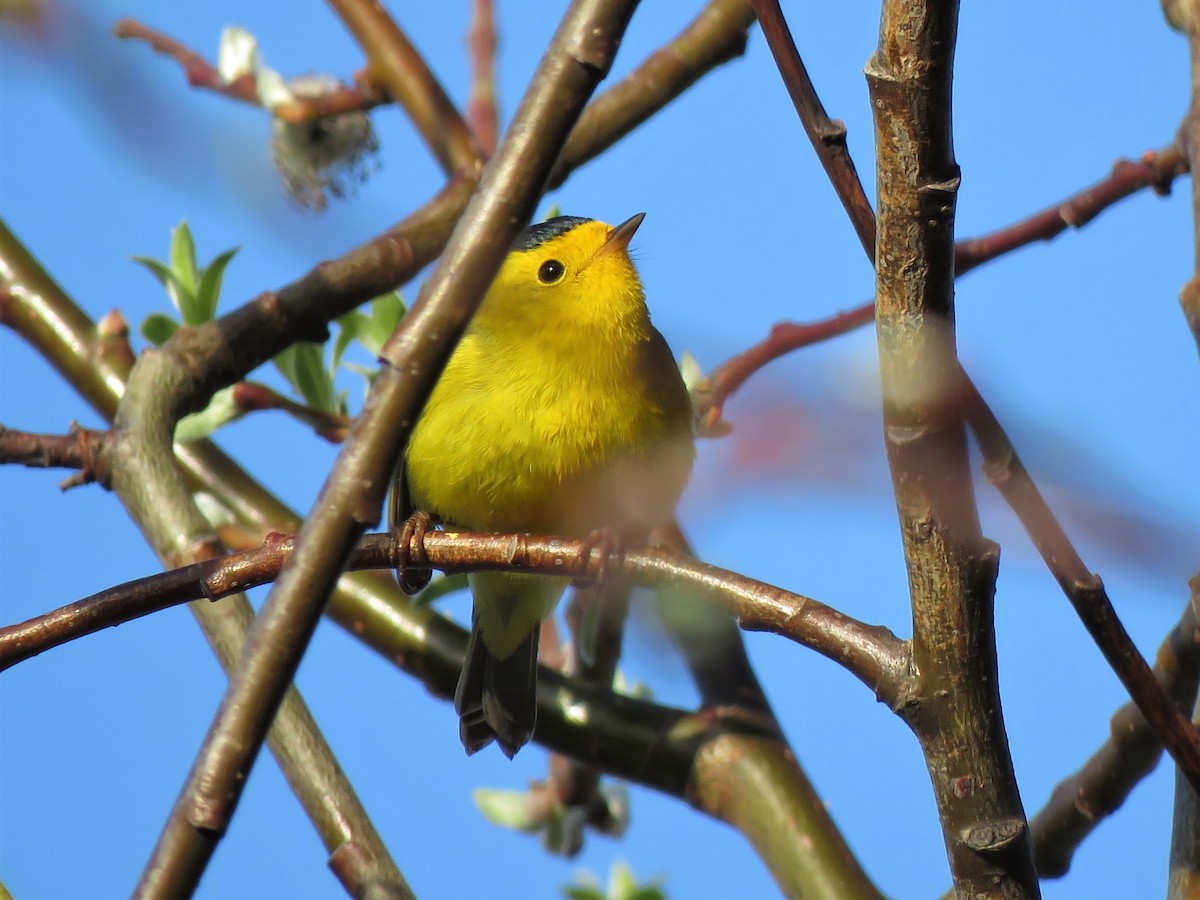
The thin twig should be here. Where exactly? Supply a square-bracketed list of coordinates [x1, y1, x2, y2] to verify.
[466, 0, 499, 154]
[0, 423, 111, 489]
[962, 372, 1200, 795]
[704, 143, 1189, 419]
[113, 17, 388, 126]
[750, 0, 875, 257]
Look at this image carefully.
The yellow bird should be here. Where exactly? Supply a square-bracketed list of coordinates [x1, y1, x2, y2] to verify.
[392, 214, 694, 757]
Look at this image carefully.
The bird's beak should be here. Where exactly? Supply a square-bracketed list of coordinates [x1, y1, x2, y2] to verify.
[601, 213, 646, 255]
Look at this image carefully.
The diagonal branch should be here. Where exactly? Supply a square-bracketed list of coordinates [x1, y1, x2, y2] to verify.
[1, 219, 412, 900]
[1031, 575, 1200, 878]
[750, 0, 876, 257]
[134, 3, 642, 895]
[961, 372, 1200, 793]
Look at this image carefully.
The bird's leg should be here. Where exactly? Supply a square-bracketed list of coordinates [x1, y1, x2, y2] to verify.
[394, 510, 439, 595]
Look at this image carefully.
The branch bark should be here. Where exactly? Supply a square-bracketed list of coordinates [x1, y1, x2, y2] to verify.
[865, 2, 1038, 895]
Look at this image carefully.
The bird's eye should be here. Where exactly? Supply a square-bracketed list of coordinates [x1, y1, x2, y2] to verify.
[537, 259, 565, 284]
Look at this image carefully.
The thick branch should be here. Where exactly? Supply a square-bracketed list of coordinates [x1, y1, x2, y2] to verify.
[866, 2, 1038, 896]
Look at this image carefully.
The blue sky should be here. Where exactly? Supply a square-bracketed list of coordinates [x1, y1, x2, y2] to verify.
[1, 2, 1196, 897]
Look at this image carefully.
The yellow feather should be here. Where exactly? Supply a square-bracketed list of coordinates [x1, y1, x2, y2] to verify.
[396, 215, 693, 756]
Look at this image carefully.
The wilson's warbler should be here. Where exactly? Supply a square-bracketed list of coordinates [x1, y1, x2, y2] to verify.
[391, 214, 694, 757]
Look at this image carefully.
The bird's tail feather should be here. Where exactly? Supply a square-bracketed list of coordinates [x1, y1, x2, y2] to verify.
[454, 612, 539, 758]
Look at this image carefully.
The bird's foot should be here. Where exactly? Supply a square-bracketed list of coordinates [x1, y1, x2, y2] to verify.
[574, 526, 625, 591]
[395, 510, 438, 594]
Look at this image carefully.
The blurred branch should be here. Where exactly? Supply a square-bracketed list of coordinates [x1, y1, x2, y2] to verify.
[0, 220, 411, 900]
[1032, 575, 1200, 878]
[702, 142, 1188, 420]
[113, 17, 388, 126]
[961, 373, 1200, 794]
[327, 0, 483, 174]
[136, 2, 642, 895]
[865, 1, 1038, 895]
[0, 422, 111, 489]
[467, 0, 499, 154]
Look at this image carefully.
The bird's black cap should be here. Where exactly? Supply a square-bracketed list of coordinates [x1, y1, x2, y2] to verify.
[513, 216, 594, 251]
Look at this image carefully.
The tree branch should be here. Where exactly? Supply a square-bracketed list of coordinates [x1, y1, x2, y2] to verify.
[0, 423, 111, 489]
[703, 142, 1188, 420]
[1031, 575, 1200, 878]
[113, 17, 389, 126]
[961, 372, 1200, 793]
[326, 0, 483, 174]
[865, 2, 1038, 895]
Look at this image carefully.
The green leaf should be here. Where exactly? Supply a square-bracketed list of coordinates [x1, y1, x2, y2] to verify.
[140, 312, 180, 347]
[472, 788, 539, 833]
[331, 310, 367, 374]
[273, 344, 300, 391]
[194, 246, 240, 323]
[362, 291, 404, 353]
[131, 255, 192, 314]
[291, 342, 337, 411]
[562, 888, 605, 900]
[175, 386, 245, 441]
[169, 220, 198, 304]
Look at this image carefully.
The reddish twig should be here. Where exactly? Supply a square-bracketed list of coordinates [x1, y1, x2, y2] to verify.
[327, 0, 483, 174]
[0, 423, 112, 489]
[961, 371, 1200, 795]
[703, 142, 1189, 419]
[466, 0, 499, 154]
[113, 17, 388, 125]
[750, 0, 875, 257]
[231, 382, 352, 443]
[955, 144, 1187, 276]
